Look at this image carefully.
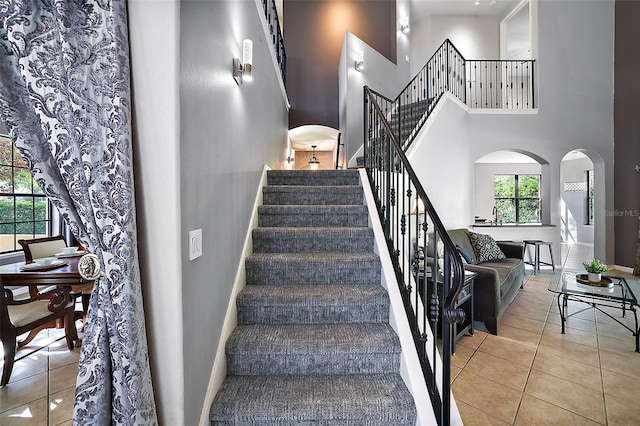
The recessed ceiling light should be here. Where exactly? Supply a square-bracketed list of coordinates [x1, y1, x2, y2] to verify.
[489, 0, 498, 6]
[475, 0, 480, 5]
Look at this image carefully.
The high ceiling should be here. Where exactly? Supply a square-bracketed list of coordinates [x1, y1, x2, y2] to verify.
[411, 0, 518, 19]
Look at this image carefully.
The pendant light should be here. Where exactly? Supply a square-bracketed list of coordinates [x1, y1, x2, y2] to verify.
[308, 145, 320, 170]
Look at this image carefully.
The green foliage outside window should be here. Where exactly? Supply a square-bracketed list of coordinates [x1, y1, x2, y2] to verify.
[0, 134, 50, 252]
[0, 199, 48, 233]
[494, 174, 541, 223]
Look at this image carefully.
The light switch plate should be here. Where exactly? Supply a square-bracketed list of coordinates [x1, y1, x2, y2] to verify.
[189, 229, 202, 260]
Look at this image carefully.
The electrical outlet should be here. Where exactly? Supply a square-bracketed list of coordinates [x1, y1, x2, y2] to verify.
[189, 229, 202, 260]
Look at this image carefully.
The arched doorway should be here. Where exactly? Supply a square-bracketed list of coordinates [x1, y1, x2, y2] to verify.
[560, 151, 595, 246]
[288, 125, 340, 170]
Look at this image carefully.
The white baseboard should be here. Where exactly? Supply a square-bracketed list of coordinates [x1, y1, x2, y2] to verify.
[613, 264, 634, 274]
[198, 165, 270, 426]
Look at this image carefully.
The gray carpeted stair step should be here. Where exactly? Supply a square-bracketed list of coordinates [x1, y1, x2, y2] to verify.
[237, 284, 390, 324]
[225, 323, 401, 375]
[252, 227, 373, 253]
[267, 169, 360, 186]
[210, 374, 417, 425]
[263, 185, 363, 206]
[211, 170, 417, 424]
[257, 205, 368, 227]
[245, 252, 381, 285]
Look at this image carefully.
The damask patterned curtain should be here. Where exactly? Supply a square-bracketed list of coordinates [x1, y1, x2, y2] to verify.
[0, 1, 157, 424]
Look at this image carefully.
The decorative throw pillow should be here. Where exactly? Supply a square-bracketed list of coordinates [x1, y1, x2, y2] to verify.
[469, 232, 506, 263]
[456, 245, 475, 264]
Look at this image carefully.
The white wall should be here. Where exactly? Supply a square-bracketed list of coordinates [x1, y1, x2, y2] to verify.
[406, 95, 472, 230]
[409, 14, 500, 76]
[128, 1, 183, 424]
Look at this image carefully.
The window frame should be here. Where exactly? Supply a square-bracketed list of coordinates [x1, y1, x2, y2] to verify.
[0, 133, 54, 254]
[586, 169, 594, 225]
[494, 173, 541, 224]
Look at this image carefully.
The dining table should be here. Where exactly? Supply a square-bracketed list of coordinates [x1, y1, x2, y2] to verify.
[0, 256, 89, 283]
[0, 255, 97, 346]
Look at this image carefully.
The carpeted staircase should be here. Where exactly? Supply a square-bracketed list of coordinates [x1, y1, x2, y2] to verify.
[210, 169, 417, 425]
[389, 101, 429, 147]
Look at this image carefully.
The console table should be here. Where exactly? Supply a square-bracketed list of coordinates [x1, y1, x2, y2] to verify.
[421, 270, 476, 354]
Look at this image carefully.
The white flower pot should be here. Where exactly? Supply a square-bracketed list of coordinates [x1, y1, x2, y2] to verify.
[588, 272, 601, 282]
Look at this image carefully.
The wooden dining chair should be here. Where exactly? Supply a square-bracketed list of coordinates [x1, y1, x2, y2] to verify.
[18, 235, 68, 264]
[0, 277, 77, 386]
[17, 236, 94, 345]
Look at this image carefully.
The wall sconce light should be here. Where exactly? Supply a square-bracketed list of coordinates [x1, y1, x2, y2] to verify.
[308, 145, 320, 170]
[354, 50, 364, 72]
[233, 39, 253, 85]
[400, 16, 410, 34]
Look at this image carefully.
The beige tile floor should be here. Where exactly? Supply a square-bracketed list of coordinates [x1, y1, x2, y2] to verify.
[0, 322, 80, 425]
[453, 244, 640, 426]
[2, 244, 638, 425]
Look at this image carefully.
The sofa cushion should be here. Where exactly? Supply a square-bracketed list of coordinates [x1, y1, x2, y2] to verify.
[446, 229, 478, 264]
[485, 258, 524, 298]
[456, 245, 474, 264]
[469, 232, 506, 263]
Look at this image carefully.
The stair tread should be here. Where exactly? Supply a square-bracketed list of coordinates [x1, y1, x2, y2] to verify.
[210, 374, 416, 424]
[238, 284, 387, 305]
[253, 227, 372, 234]
[227, 323, 400, 354]
[258, 205, 367, 212]
[258, 205, 369, 227]
[267, 170, 361, 187]
[237, 284, 389, 324]
[264, 185, 362, 191]
[253, 226, 373, 234]
[246, 252, 379, 262]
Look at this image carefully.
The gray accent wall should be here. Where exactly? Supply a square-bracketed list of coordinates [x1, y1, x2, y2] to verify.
[180, 2, 289, 424]
[614, 0, 640, 268]
[129, 1, 289, 424]
[284, 0, 396, 130]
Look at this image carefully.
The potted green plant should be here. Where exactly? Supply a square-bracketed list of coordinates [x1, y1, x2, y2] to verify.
[582, 258, 609, 282]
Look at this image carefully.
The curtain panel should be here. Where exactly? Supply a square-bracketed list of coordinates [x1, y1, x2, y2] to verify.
[0, 1, 157, 424]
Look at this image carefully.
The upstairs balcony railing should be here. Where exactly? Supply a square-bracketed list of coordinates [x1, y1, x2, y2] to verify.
[262, 0, 286, 84]
[364, 85, 466, 426]
[390, 39, 535, 150]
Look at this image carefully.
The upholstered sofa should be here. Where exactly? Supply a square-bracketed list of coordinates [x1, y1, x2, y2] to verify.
[444, 228, 525, 335]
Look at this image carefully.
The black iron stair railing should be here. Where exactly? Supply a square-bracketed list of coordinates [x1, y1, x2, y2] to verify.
[364, 85, 466, 426]
[387, 39, 535, 151]
[262, 0, 286, 84]
[334, 132, 343, 169]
